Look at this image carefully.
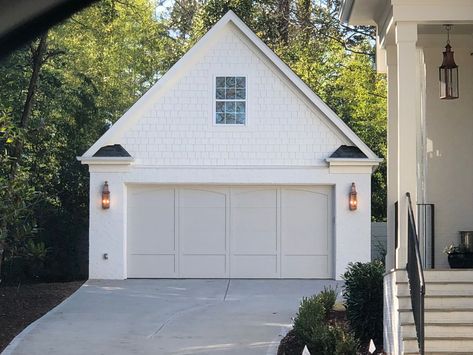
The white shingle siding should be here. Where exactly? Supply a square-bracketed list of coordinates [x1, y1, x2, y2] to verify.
[82, 13, 379, 280]
[121, 25, 347, 167]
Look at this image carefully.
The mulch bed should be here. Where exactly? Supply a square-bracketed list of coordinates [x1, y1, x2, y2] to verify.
[0, 281, 84, 352]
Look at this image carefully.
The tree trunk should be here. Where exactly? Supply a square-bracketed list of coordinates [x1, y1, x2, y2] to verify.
[277, 0, 290, 44]
[10, 32, 48, 177]
[296, 0, 311, 33]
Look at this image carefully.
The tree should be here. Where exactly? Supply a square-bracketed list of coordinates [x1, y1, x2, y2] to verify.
[0, 0, 179, 282]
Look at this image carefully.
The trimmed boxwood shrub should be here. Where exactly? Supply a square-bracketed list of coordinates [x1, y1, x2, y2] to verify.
[342, 261, 384, 350]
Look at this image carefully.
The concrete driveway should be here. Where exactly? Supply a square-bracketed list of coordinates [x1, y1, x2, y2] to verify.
[3, 279, 343, 355]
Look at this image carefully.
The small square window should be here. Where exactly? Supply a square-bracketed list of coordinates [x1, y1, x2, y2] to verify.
[236, 77, 245, 88]
[216, 88, 225, 99]
[236, 102, 245, 113]
[216, 112, 225, 124]
[215, 76, 246, 125]
[216, 77, 226, 88]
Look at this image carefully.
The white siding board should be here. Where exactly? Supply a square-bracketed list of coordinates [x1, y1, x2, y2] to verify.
[120, 25, 348, 167]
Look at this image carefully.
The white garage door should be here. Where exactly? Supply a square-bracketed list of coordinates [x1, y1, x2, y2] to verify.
[127, 186, 333, 279]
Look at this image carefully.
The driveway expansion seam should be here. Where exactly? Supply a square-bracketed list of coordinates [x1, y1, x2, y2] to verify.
[223, 279, 231, 301]
[146, 303, 214, 339]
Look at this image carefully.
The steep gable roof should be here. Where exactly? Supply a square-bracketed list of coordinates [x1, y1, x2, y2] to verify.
[80, 11, 380, 163]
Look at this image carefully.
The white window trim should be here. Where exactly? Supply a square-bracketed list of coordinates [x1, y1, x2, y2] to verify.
[212, 75, 248, 127]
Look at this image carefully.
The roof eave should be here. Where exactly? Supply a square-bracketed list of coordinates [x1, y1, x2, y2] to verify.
[326, 157, 382, 172]
[339, 0, 382, 26]
[339, 0, 355, 24]
[77, 156, 134, 165]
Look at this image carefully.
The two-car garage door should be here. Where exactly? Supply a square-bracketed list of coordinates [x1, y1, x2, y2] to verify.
[127, 186, 333, 279]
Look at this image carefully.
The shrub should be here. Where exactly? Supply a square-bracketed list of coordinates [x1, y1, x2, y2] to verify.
[317, 286, 337, 318]
[342, 261, 384, 350]
[293, 294, 359, 355]
[293, 295, 326, 343]
[333, 325, 359, 355]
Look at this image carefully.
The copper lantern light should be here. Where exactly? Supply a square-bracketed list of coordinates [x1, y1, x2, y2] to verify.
[439, 25, 459, 100]
[349, 182, 357, 211]
[102, 181, 110, 209]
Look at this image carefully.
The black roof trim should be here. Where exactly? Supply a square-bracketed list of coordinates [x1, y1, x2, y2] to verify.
[93, 144, 131, 158]
[329, 145, 368, 159]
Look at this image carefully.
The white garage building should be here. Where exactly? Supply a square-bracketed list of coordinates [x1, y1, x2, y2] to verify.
[79, 11, 380, 280]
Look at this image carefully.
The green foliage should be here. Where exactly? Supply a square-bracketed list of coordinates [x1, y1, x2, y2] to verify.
[25, 239, 49, 261]
[342, 261, 385, 350]
[318, 286, 337, 318]
[192, 0, 254, 38]
[293, 295, 326, 341]
[0, 0, 179, 282]
[333, 325, 360, 355]
[293, 293, 359, 354]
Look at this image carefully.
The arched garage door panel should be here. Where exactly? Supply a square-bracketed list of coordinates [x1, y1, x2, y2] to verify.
[179, 188, 227, 278]
[126, 185, 333, 278]
[127, 188, 177, 278]
[281, 188, 332, 278]
[230, 188, 278, 278]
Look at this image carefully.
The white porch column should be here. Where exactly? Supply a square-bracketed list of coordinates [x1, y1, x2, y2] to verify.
[386, 44, 398, 272]
[395, 22, 418, 268]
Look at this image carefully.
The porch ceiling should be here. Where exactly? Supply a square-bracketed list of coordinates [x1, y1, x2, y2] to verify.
[418, 24, 473, 35]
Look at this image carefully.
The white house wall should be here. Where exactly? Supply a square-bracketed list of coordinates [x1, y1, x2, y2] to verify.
[117, 23, 349, 167]
[85, 17, 376, 280]
[420, 34, 473, 268]
[88, 166, 372, 280]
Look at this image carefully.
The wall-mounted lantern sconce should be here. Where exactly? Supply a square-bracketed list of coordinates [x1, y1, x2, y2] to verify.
[439, 24, 459, 100]
[102, 181, 110, 209]
[349, 182, 357, 211]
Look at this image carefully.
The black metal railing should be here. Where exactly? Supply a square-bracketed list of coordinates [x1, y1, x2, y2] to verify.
[417, 203, 435, 269]
[406, 192, 425, 355]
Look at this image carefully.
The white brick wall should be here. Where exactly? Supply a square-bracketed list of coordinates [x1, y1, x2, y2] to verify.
[121, 24, 348, 166]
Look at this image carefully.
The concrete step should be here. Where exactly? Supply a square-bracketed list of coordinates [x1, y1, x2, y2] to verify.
[397, 270, 473, 283]
[398, 295, 473, 309]
[401, 323, 473, 338]
[400, 308, 473, 324]
[403, 337, 473, 353]
[396, 281, 473, 296]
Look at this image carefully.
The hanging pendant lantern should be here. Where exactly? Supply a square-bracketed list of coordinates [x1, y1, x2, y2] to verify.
[439, 25, 459, 100]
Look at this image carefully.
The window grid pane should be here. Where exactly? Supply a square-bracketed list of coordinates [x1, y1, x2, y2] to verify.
[216, 76, 246, 125]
